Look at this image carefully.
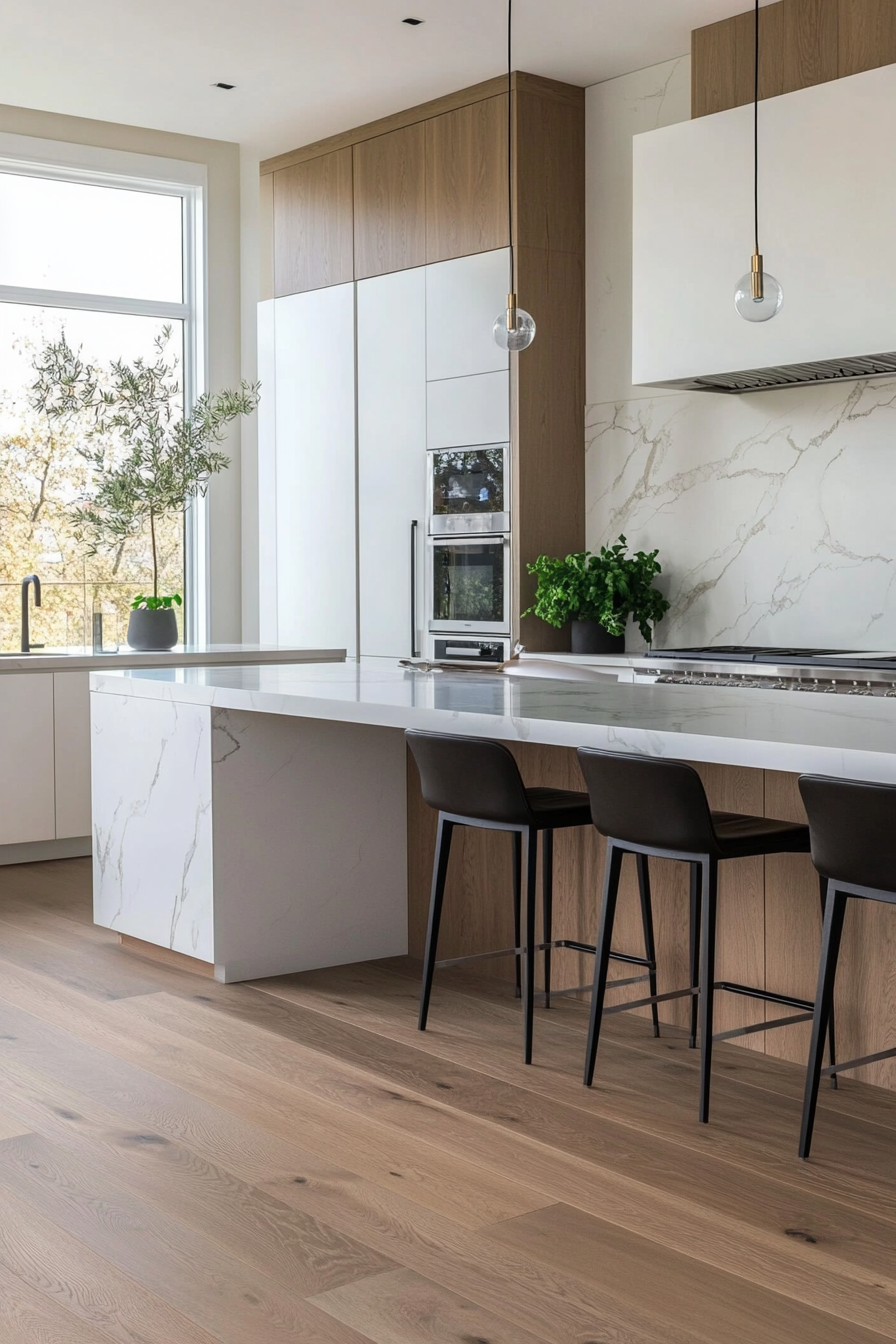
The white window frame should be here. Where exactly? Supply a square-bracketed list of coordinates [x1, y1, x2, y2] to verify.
[0, 133, 209, 643]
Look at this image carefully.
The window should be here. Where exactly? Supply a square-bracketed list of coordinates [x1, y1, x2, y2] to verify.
[0, 157, 204, 652]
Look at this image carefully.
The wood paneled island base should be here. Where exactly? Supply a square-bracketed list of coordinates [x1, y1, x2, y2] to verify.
[410, 746, 896, 1092]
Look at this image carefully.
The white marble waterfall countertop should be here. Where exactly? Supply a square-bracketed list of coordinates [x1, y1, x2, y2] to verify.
[89, 658, 896, 783]
[0, 643, 344, 674]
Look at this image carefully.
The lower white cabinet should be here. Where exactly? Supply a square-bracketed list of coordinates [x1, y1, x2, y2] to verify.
[358, 268, 427, 659]
[54, 670, 92, 839]
[0, 673, 56, 845]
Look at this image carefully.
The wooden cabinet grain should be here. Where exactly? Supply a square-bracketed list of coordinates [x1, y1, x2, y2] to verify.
[353, 124, 426, 279]
[425, 96, 509, 264]
[692, 0, 896, 118]
[273, 148, 354, 297]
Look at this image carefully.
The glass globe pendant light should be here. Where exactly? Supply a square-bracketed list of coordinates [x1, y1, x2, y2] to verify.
[734, 0, 783, 322]
[493, 0, 535, 351]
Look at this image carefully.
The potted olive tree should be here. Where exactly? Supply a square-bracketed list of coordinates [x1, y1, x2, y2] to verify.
[524, 536, 670, 653]
[31, 328, 259, 651]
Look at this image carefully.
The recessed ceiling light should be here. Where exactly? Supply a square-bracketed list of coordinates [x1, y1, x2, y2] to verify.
[212, 82, 235, 90]
[402, 17, 424, 25]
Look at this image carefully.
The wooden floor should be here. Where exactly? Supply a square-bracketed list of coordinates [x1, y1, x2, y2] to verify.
[1, 860, 896, 1344]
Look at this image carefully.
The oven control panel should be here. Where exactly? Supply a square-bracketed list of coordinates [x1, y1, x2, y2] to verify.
[432, 637, 509, 663]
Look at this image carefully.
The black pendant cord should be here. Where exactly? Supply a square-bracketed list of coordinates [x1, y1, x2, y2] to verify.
[754, 0, 760, 255]
[507, 0, 514, 299]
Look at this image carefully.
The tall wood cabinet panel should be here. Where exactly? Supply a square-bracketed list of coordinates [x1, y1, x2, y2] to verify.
[515, 247, 585, 651]
[692, 0, 896, 118]
[515, 84, 585, 255]
[353, 124, 426, 280]
[424, 95, 509, 264]
[273, 148, 354, 297]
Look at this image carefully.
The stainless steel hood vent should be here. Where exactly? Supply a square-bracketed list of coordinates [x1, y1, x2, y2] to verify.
[660, 351, 896, 395]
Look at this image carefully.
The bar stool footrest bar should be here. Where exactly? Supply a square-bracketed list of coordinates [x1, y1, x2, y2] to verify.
[713, 1011, 813, 1043]
[715, 981, 815, 1012]
[822, 1045, 896, 1077]
[602, 985, 698, 1016]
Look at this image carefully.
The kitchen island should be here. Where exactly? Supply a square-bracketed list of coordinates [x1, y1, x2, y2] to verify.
[89, 658, 896, 1089]
[0, 643, 344, 863]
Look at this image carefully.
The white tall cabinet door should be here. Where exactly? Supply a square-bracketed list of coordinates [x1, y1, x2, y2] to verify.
[425, 249, 510, 381]
[358, 269, 427, 659]
[256, 298, 278, 643]
[273, 284, 357, 656]
[0, 673, 55, 844]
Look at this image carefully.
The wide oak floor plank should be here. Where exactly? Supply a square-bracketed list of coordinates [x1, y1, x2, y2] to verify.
[0, 1133, 377, 1344]
[0, 1185, 226, 1344]
[309, 1266, 553, 1344]
[0, 1265, 122, 1344]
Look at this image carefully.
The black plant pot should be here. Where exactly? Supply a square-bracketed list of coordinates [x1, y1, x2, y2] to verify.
[127, 607, 178, 651]
[570, 620, 625, 656]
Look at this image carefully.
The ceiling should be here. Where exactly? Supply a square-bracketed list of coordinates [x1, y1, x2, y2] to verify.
[1, 1, 776, 159]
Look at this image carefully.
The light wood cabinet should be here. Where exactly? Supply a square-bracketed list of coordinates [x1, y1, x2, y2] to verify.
[272, 148, 354, 296]
[424, 95, 509, 264]
[353, 124, 426, 280]
[692, 0, 896, 118]
[0, 673, 56, 845]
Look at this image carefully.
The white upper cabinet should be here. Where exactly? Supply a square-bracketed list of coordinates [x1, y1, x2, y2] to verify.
[425, 249, 510, 381]
[273, 284, 357, 656]
[358, 269, 427, 659]
[426, 371, 509, 450]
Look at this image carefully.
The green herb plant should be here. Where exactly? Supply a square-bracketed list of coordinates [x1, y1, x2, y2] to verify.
[31, 327, 259, 607]
[524, 536, 670, 643]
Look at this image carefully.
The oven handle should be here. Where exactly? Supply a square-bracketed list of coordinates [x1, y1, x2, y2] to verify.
[410, 520, 420, 658]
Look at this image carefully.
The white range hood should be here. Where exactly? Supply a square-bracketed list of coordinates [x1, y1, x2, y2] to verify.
[632, 63, 896, 393]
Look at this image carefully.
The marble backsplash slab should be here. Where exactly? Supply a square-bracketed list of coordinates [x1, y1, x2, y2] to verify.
[585, 378, 896, 651]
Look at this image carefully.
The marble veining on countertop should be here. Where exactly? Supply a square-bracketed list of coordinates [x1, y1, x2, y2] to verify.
[90, 657, 896, 784]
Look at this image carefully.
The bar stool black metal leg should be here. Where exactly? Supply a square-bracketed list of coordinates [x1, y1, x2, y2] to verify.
[419, 815, 454, 1032]
[584, 841, 625, 1086]
[636, 853, 660, 1038]
[512, 830, 522, 999]
[522, 827, 538, 1064]
[543, 829, 554, 1009]
[698, 856, 718, 1123]
[689, 861, 701, 1049]
[799, 888, 847, 1159]
[818, 875, 837, 1090]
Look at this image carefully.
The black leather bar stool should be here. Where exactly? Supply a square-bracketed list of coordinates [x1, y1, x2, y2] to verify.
[798, 774, 896, 1159]
[406, 729, 661, 1064]
[577, 748, 835, 1122]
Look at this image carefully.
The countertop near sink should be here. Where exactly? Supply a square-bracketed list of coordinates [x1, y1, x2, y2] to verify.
[0, 643, 346, 674]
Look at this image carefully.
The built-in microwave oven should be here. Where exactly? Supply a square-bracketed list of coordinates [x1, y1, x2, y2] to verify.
[428, 443, 510, 535]
[427, 534, 510, 636]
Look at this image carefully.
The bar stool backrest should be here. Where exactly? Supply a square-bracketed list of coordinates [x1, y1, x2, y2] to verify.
[799, 774, 896, 891]
[406, 729, 532, 826]
[577, 747, 718, 853]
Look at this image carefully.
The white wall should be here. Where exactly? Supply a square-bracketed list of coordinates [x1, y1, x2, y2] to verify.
[0, 102, 244, 642]
[585, 60, 896, 651]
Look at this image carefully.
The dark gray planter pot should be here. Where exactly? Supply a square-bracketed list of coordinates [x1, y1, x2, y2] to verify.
[127, 607, 178, 651]
[570, 620, 625, 656]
